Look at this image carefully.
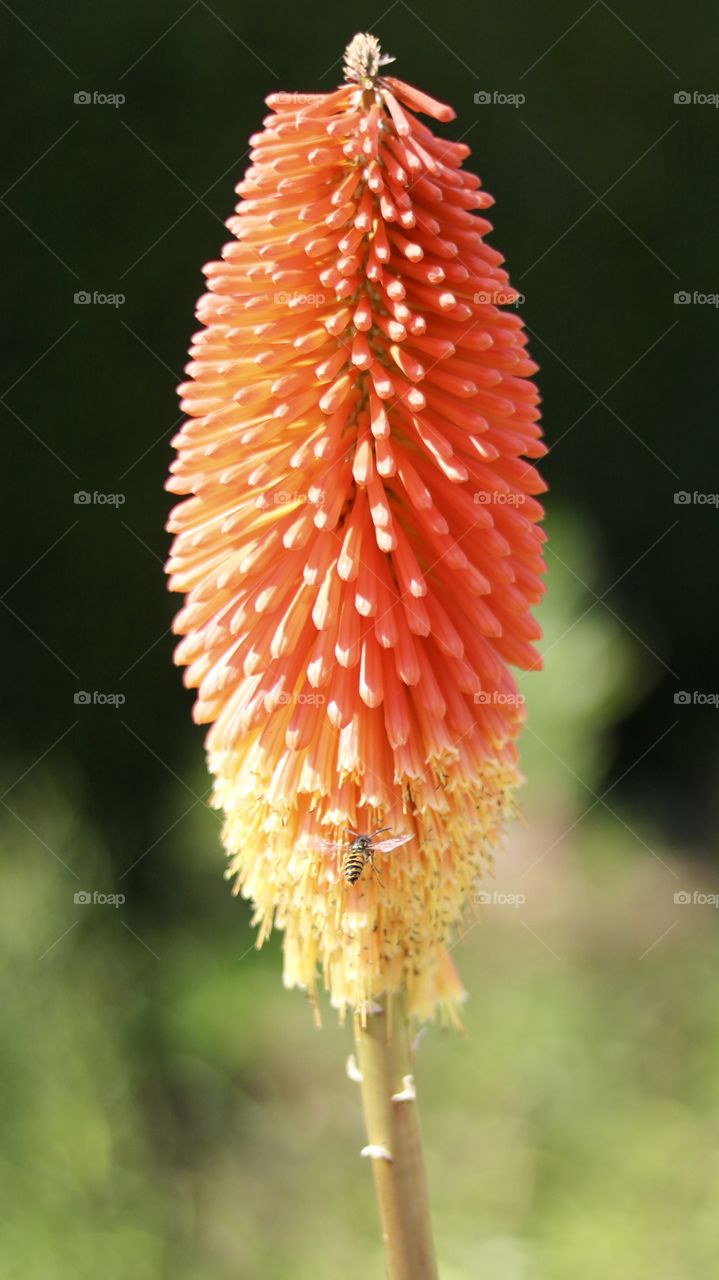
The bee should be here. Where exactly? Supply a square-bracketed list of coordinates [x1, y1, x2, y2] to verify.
[316, 827, 413, 885]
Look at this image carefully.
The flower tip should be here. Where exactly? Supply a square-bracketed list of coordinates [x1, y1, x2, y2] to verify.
[343, 32, 395, 87]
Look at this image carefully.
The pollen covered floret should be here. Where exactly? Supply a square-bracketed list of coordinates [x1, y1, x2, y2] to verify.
[166, 37, 547, 1022]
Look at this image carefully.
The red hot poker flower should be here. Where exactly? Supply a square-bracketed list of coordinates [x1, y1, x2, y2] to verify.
[166, 33, 547, 1024]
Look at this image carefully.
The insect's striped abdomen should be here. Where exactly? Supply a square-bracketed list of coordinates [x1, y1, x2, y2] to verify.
[343, 850, 367, 884]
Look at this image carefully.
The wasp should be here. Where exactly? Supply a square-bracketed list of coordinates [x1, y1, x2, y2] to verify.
[316, 827, 413, 885]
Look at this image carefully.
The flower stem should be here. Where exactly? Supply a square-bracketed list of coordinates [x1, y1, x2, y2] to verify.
[354, 994, 438, 1279]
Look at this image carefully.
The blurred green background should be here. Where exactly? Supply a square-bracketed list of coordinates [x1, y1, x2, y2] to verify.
[3, 1, 719, 1276]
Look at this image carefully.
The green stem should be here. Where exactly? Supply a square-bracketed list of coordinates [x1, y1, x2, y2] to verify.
[353, 993, 438, 1279]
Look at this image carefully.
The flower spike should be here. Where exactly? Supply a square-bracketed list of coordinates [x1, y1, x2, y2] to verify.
[166, 33, 546, 1026]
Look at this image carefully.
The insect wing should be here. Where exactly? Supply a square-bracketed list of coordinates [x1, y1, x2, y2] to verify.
[313, 836, 348, 854]
[372, 833, 413, 853]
